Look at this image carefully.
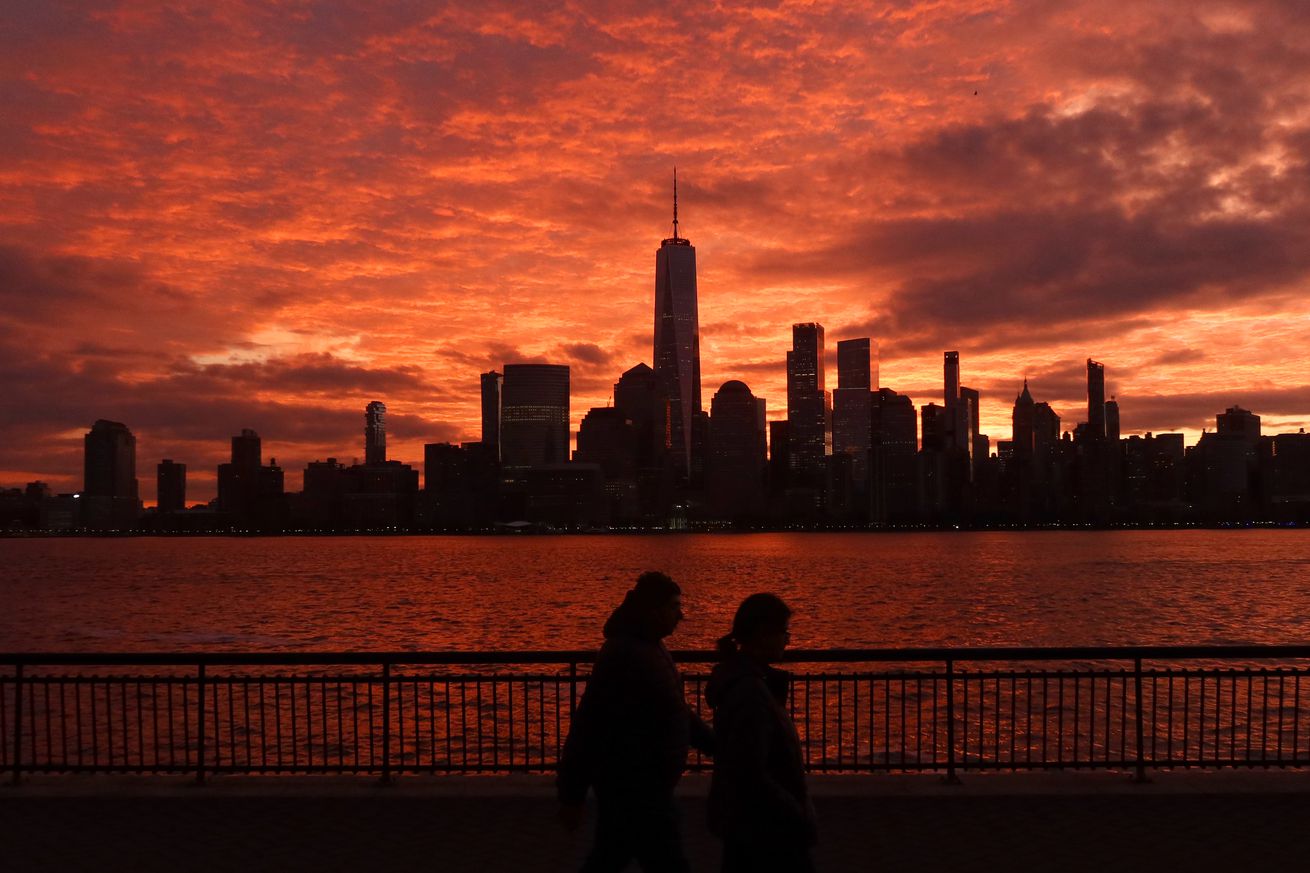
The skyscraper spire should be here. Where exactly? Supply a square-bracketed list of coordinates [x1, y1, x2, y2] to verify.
[672, 167, 680, 240]
[654, 168, 700, 476]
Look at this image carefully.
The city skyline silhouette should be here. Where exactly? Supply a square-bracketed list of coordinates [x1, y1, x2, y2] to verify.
[4, 3, 1310, 513]
[6, 181, 1310, 513]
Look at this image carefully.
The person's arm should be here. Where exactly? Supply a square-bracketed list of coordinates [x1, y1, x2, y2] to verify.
[557, 651, 614, 808]
[556, 688, 594, 808]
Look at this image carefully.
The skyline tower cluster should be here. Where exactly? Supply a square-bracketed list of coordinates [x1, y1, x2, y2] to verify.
[7, 176, 1310, 531]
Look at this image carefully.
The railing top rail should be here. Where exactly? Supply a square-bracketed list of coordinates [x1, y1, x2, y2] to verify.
[5, 644, 1310, 667]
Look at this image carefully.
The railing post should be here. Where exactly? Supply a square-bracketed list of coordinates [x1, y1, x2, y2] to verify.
[1133, 657, 1149, 783]
[11, 663, 23, 785]
[569, 661, 578, 716]
[944, 659, 960, 784]
[196, 663, 206, 784]
[381, 661, 392, 784]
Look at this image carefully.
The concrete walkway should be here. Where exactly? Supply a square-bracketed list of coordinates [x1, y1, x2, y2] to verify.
[5, 771, 1310, 872]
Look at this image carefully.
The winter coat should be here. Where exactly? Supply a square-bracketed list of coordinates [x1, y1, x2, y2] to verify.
[557, 603, 714, 804]
[705, 653, 816, 849]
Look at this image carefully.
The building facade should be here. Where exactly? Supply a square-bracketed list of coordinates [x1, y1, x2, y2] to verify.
[707, 380, 766, 518]
[83, 419, 140, 529]
[833, 337, 874, 489]
[156, 460, 186, 513]
[787, 322, 830, 489]
[365, 401, 387, 465]
[500, 364, 571, 467]
[480, 371, 502, 463]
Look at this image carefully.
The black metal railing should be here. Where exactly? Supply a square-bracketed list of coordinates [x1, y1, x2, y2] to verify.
[5, 647, 1310, 781]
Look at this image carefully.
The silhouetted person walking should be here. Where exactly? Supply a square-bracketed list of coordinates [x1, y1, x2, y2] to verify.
[706, 594, 815, 873]
[558, 571, 714, 873]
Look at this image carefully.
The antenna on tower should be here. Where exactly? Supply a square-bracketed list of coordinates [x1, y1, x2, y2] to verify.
[672, 167, 680, 240]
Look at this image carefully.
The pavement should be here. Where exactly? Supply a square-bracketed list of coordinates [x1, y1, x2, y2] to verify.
[5, 771, 1310, 872]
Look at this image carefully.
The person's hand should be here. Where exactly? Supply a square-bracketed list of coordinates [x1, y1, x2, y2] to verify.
[559, 802, 585, 833]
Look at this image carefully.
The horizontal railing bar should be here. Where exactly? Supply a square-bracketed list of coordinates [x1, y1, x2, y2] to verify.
[7, 645, 1310, 667]
[21, 759, 1310, 774]
[9, 668, 1310, 683]
[0, 673, 583, 683]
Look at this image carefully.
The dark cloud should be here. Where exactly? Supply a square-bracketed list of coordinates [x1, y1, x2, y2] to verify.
[744, 79, 1310, 346]
[558, 342, 614, 366]
[1146, 347, 1207, 367]
[0, 245, 145, 325]
[1122, 387, 1310, 435]
[729, 359, 786, 374]
[174, 353, 438, 398]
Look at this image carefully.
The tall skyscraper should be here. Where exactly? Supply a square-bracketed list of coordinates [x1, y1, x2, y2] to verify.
[1010, 381, 1049, 520]
[921, 403, 946, 451]
[870, 388, 918, 522]
[501, 363, 570, 467]
[787, 323, 830, 488]
[614, 363, 670, 468]
[231, 428, 261, 470]
[944, 351, 960, 410]
[833, 337, 873, 488]
[652, 170, 701, 476]
[157, 460, 186, 513]
[1012, 380, 1035, 461]
[480, 371, 503, 463]
[837, 338, 872, 390]
[959, 385, 980, 468]
[1087, 359, 1106, 440]
[1197, 405, 1262, 512]
[613, 362, 675, 521]
[708, 381, 766, 517]
[1105, 398, 1121, 442]
[83, 419, 139, 529]
[218, 428, 284, 526]
[365, 401, 387, 465]
[943, 351, 968, 453]
[84, 420, 137, 498]
[1033, 403, 1061, 464]
[575, 407, 637, 482]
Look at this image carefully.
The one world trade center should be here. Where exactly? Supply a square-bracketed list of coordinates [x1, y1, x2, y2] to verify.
[653, 170, 702, 478]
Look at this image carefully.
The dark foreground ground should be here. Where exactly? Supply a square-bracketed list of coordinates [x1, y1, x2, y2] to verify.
[5, 771, 1308, 872]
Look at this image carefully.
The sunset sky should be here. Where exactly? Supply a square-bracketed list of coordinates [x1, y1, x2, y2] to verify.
[3, 1, 1310, 504]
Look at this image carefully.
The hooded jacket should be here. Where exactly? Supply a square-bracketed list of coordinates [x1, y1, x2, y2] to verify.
[705, 652, 815, 846]
[557, 600, 714, 804]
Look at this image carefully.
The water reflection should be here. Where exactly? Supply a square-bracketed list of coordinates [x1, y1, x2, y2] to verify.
[3, 531, 1310, 651]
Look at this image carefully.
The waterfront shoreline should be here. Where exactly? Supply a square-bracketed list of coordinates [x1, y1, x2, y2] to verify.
[5, 521, 1310, 538]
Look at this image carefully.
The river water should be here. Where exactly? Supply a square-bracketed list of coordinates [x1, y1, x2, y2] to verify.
[4, 531, 1310, 652]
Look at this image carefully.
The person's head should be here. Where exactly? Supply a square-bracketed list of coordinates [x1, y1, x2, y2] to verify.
[717, 593, 792, 664]
[623, 571, 684, 639]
